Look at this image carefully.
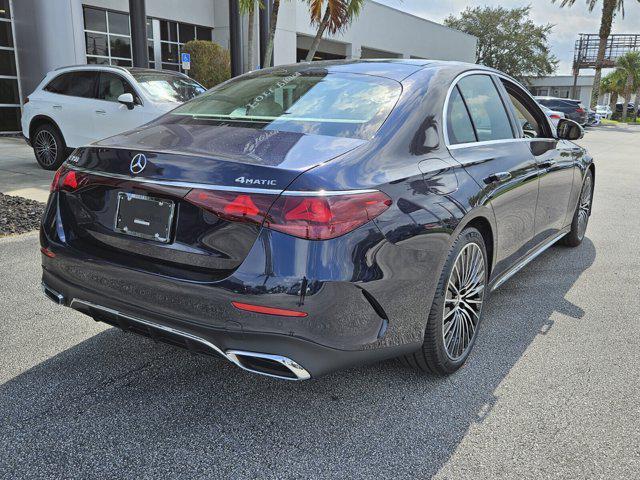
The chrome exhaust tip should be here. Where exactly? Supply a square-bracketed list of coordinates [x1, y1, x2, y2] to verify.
[41, 283, 65, 305]
[226, 350, 311, 381]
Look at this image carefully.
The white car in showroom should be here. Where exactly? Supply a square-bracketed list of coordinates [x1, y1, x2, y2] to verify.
[22, 65, 206, 169]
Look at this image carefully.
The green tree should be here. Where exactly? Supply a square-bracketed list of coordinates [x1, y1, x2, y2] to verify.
[444, 6, 557, 82]
[304, 0, 365, 62]
[182, 40, 231, 88]
[616, 51, 640, 121]
[552, 0, 640, 108]
[239, 0, 263, 71]
[600, 70, 626, 112]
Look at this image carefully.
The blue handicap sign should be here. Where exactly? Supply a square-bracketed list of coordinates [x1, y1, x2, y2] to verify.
[181, 53, 191, 63]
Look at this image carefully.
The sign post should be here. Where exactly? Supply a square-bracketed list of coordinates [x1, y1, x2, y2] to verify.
[181, 52, 191, 71]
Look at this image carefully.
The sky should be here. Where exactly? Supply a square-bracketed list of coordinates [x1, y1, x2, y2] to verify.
[376, 0, 640, 75]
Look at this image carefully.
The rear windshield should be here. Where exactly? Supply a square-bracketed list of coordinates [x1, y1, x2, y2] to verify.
[169, 70, 401, 140]
[130, 72, 206, 103]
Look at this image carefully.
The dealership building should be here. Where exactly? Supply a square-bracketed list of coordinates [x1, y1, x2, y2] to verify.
[1, 0, 476, 133]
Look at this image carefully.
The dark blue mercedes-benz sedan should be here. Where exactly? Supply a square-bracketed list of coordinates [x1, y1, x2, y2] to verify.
[40, 60, 594, 380]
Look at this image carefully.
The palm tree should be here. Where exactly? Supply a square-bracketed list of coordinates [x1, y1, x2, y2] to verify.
[616, 51, 640, 121]
[553, 0, 639, 108]
[239, 0, 263, 71]
[601, 69, 626, 112]
[262, 0, 282, 68]
[304, 0, 365, 62]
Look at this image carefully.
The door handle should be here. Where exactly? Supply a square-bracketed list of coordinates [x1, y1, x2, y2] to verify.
[52, 105, 62, 110]
[483, 172, 512, 184]
[538, 160, 556, 169]
[95, 110, 107, 115]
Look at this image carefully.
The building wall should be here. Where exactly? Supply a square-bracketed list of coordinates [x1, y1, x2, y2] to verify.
[272, 0, 477, 66]
[527, 75, 595, 106]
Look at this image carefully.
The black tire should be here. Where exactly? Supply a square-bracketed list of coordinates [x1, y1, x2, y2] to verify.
[32, 123, 67, 170]
[401, 227, 488, 375]
[561, 169, 593, 247]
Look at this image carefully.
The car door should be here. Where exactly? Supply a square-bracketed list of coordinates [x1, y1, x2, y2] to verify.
[446, 73, 539, 277]
[499, 79, 579, 243]
[94, 72, 146, 140]
[41, 71, 99, 147]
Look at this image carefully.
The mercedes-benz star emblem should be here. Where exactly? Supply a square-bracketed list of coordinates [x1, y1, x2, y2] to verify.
[130, 153, 147, 174]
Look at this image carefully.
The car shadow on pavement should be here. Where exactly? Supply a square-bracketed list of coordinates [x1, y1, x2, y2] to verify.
[0, 239, 596, 479]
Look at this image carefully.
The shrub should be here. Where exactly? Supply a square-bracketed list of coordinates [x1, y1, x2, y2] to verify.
[182, 40, 231, 89]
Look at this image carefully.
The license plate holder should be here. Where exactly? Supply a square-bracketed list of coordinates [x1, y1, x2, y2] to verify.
[114, 192, 175, 243]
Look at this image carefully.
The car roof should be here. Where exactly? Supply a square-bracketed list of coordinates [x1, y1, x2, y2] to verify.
[53, 64, 190, 78]
[254, 59, 500, 82]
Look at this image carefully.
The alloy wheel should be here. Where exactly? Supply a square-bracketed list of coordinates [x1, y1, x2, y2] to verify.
[443, 242, 486, 360]
[34, 130, 58, 167]
[577, 175, 592, 240]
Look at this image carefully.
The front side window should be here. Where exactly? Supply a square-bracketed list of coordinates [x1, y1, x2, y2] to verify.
[457, 75, 513, 142]
[168, 71, 401, 140]
[509, 93, 542, 137]
[131, 72, 205, 103]
[66, 72, 99, 98]
[98, 72, 137, 102]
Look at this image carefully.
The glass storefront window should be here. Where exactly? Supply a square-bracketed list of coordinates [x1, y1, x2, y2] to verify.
[84, 6, 132, 67]
[0, 49, 17, 76]
[0, 20, 13, 47]
[0, 77, 19, 104]
[83, 7, 212, 72]
[1, 0, 21, 132]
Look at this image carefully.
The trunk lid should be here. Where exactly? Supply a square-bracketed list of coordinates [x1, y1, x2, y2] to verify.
[59, 127, 364, 281]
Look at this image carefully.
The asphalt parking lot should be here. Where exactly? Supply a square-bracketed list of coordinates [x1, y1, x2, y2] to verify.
[1, 125, 639, 479]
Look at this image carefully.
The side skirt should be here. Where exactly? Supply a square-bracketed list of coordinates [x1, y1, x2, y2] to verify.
[489, 226, 570, 291]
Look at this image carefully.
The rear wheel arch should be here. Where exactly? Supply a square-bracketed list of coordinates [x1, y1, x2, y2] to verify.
[29, 115, 65, 143]
[464, 216, 495, 278]
[449, 210, 496, 280]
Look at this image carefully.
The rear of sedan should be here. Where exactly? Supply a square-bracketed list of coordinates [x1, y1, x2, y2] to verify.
[40, 66, 418, 380]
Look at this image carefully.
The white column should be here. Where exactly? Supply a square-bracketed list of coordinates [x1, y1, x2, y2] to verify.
[346, 43, 361, 60]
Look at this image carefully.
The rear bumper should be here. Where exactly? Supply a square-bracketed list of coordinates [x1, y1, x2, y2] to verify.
[41, 276, 419, 379]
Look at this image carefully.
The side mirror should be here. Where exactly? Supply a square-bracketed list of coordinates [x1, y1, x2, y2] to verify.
[556, 118, 584, 141]
[117, 93, 135, 110]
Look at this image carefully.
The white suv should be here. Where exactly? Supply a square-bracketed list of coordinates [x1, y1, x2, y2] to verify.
[22, 65, 206, 169]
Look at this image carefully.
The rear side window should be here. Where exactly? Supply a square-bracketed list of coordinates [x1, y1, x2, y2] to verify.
[457, 75, 513, 142]
[44, 73, 72, 94]
[44, 71, 98, 98]
[98, 72, 137, 102]
[447, 86, 476, 145]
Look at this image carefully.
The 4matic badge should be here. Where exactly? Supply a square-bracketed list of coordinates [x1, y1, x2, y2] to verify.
[234, 176, 277, 186]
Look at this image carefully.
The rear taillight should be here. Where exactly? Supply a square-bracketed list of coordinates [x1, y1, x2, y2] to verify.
[550, 114, 562, 119]
[184, 190, 274, 224]
[185, 189, 392, 240]
[576, 107, 585, 114]
[266, 192, 392, 240]
[50, 167, 86, 193]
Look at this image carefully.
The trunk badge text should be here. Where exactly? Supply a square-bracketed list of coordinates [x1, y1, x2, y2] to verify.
[130, 154, 147, 174]
[235, 176, 277, 186]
